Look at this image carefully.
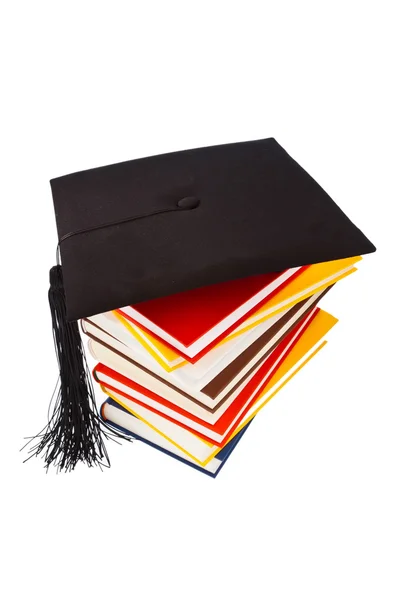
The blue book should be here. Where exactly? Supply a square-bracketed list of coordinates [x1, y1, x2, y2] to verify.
[102, 398, 251, 478]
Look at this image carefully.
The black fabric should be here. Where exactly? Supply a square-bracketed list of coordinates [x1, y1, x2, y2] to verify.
[50, 138, 375, 321]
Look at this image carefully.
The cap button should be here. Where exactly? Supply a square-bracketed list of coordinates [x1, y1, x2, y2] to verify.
[177, 196, 200, 210]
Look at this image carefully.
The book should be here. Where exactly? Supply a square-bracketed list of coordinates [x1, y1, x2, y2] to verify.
[90, 292, 322, 419]
[116, 255, 359, 370]
[101, 399, 252, 477]
[102, 308, 337, 466]
[96, 306, 318, 446]
[84, 289, 327, 394]
[117, 267, 305, 360]
[83, 304, 292, 391]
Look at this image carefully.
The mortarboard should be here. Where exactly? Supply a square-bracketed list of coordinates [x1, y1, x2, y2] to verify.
[27, 138, 375, 471]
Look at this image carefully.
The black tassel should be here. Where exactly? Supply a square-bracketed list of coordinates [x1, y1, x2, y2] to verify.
[24, 265, 130, 472]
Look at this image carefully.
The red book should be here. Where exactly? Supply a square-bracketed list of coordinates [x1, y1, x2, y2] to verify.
[117, 267, 306, 361]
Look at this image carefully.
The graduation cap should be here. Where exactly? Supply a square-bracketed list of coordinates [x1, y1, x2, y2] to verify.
[27, 138, 375, 471]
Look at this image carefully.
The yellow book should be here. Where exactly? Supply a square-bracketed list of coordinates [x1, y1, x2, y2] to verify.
[114, 256, 358, 371]
[104, 308, 338, 466]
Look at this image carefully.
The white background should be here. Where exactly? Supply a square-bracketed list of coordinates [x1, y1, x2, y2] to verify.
[1, 2, 399, 598]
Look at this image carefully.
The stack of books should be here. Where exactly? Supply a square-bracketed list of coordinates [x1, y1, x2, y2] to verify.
[81, 255, 361, 477]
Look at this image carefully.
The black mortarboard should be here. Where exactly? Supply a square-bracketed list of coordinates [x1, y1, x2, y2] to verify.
[27, 138, 375, 471]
